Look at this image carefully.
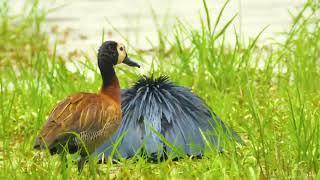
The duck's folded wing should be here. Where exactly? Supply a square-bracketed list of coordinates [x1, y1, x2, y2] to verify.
[34, 93, 118, 153]
[94, 76, 242, 160]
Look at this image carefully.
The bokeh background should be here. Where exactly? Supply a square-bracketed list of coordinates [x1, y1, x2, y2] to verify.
[11, 0, 305, 54]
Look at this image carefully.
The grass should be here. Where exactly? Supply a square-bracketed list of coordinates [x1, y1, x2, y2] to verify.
[1, 0, 320, 179]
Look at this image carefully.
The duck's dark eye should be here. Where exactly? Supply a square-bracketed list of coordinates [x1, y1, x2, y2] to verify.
[120, 47, 124, 51]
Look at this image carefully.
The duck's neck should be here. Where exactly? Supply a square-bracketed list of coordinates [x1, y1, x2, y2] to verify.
[99, 62, 121, 104]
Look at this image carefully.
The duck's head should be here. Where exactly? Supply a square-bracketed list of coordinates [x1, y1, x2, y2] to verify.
[98, 41, 140, 68]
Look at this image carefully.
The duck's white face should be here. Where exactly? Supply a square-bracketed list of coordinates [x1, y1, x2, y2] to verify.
[117, 43, 127, 64]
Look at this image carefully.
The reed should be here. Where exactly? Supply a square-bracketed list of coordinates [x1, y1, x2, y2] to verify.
[0, 0, 319, 178]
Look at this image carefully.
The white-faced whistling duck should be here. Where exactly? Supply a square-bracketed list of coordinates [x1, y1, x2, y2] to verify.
[95, 76, 242, 162]
[33, 41, 140, 171]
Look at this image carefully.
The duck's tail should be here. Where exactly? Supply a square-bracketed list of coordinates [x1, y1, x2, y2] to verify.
[94, 75, 242, 161]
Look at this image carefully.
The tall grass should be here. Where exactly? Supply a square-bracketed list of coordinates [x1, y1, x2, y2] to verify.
[0, 0, 320, 178]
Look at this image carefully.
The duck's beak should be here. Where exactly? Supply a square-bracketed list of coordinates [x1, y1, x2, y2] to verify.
[123, 56, 140, 68]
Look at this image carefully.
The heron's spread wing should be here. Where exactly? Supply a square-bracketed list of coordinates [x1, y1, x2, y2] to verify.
[95, 76, 241, 160]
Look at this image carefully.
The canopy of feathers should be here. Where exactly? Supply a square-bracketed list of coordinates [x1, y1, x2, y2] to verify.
[94, 76, 241, 161]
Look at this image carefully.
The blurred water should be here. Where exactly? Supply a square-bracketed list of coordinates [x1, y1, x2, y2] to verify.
[12, 0, 304, 57]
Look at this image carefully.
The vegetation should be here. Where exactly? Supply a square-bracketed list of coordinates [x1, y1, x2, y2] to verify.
[0, 0, 319, 178]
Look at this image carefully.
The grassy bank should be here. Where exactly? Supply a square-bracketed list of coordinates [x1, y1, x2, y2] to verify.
[1, 0, 320, 178]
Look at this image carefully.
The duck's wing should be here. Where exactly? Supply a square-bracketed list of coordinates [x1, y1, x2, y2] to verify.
[34, 93, 120, 154]
[95, 76, 242, 160]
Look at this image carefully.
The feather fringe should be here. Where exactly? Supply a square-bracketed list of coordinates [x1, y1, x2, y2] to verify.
[94, 75, 242, 161]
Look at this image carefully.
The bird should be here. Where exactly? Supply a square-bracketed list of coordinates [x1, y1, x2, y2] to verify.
[94, 75, 242, 162]
[33, 41, 140, 171]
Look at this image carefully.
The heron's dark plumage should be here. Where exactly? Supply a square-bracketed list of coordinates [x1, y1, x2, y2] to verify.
[95, 76, 242, 160]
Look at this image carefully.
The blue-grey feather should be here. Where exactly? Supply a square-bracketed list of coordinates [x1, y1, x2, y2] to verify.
[94, 76, 242, 160]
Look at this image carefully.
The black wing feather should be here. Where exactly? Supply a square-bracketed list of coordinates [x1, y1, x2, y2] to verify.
[94, 76, 242, 160]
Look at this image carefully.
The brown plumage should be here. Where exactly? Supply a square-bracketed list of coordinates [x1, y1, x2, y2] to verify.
[33, 41, 140, 171]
